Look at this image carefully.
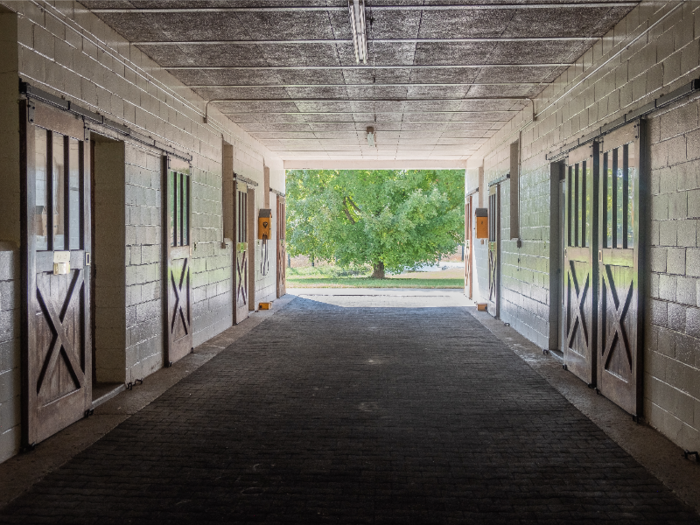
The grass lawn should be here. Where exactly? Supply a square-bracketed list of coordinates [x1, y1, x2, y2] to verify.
[286, 268, 465, 289]
[286, 277, 464, 289]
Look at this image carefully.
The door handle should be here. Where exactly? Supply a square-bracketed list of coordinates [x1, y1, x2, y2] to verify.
[598, 249, 602, 262]
[85, 252, 91, 266]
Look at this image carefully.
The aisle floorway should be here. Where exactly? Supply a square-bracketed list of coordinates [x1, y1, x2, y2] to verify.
[1, 293, 698, 524]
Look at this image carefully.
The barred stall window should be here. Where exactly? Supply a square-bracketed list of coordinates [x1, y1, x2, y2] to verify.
[168, 169, 190, 247]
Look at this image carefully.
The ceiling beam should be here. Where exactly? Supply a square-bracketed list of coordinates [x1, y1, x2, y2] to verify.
[283, 160, 468, 169]
[249, 131, 495, 134]
[166, 64, 570, 70]
[222, 110, 519, 114]
[188, 83, 541, 88]
[135, 37, 595, 45]
[254, 137, 485, 141]
[208, 97, 528, 102]
[91, 3, 637, 13]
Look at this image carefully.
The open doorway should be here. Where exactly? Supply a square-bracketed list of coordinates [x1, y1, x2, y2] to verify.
[548, 161, 566, 358]
[487, 183, 501, 318]
[90, 134, 127, 406]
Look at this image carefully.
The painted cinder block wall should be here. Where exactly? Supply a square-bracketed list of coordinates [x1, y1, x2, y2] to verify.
[0, 7, 21, 465]
[468, 1, 700, 451]
[645, 96, 700, 448]
[0, 1, 285, 463]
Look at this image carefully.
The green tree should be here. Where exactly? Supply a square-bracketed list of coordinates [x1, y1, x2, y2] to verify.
[286, 169, 464, 278]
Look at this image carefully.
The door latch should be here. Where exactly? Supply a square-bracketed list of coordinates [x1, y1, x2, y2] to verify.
[598, 249, 603, 262]
[85, 252, 91, 266]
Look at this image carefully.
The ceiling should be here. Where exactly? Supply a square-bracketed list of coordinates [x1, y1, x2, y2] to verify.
[80, 0, 638, 164]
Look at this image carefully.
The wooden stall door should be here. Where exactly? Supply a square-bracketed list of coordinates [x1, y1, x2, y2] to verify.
[21, 101, 92, 446]
[487, 185, 500, 317]
[276, 195, 286, 298]
[234, 181, 249, 323]
[465, 196, 473, 299]
[164, 158, 192, 364]
[597, 122, 644, 416]
[563, 143, 598, 385]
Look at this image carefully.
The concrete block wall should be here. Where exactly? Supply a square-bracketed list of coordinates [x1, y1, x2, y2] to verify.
[645, 96, 700, 451]
[469, 0, 700, 451]
[0, 0, 285, 463]
[124, 147, 163, 382]
[0, 246, 20, 464]
[0, 9, 21, 463]
[190, 151, 233, 347]
[500, 165, 553, 349]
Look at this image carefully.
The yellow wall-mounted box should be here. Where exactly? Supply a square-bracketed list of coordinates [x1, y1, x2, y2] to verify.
[259, 302, 272, 310]
[258, 209, 272, 240]
[475, 208, 488, 239]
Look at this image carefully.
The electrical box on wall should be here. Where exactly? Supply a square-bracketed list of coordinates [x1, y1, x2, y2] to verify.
[475, 208, 488, 239]
[258, 209, 272, 240]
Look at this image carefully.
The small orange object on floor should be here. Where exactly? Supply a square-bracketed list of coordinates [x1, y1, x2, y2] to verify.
[476, 303, 487, 311]
[259, 302, 272, 310]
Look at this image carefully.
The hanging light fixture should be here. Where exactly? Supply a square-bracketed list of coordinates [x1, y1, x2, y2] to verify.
[366, 126, 375, 147]
[348, 0, 368, 65]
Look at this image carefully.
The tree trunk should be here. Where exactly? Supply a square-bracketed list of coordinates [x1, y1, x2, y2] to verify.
[371, 262, 385, 279]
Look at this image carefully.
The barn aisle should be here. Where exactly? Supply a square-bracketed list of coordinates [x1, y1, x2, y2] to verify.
[0, 294, 697, 524]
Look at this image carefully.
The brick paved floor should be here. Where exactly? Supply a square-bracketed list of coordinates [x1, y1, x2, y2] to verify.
[1, 296, 698, 524]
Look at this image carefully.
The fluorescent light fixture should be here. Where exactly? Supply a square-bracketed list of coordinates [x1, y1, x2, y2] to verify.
[348, 0, 368, 65]
[366, 126, 375, 147]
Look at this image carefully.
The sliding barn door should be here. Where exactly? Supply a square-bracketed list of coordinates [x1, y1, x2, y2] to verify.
[277, 194, 286, 298]
[164, 157, 192, 364]
[487, 185, 500, 317]
[234, 181, 249, 323]
[597, 122, 644, 416]
[563, 143, 598, 385]
[21, 101, 92, 446]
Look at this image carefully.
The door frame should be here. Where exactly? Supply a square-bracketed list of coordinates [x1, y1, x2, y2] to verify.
[247, 186, 256, 311]
[487, 183, 501, 318]
[276, 194, 286, 298]
[558, 175, 566, 354]
[465, 195, 473, 299]
[548, 161, 566, 356]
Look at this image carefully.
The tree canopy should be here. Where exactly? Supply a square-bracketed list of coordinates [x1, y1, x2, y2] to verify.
[286, 169, 464, 278]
